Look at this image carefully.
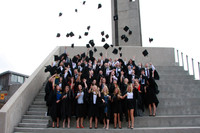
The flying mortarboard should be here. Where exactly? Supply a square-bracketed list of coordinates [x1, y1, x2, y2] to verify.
[84, 32, 89, 36]
[89, 40, 95, 47]
[103, 43, 109, 50]
[121, 35, 126, 40]
[86, 44, 90, 48]
[83, 1, 86, 5]
[112, 48, 118, 55]
[59, 12, 62, 17]
[66, 33, 70, 37]
[110, 44, 114, 47]
[124, 37, 129, 42]
[101, 38, 106, 42]
[54, 55, 60, 61]
[129, 30, 132, 35]
[105, 34, 109, 39]
[75, 9, 78, 12]
[113, 15, 118, 21]
[87, 26, 91, 30]
[79, 35, 82, 39]
[98, 3, 102, 9]
[142, 49, 148, 57]
[101, 31, 105, 36]
[94, 47, 97, 52]
[69, 32, 74, 37]
[99, 52, 103, 57]
[149, 38, 153, 43]
[56, 33, 61, 37]
[124, 26, 129, 32]
[118, 47, 122, 51]
[71, 43, 74, 48]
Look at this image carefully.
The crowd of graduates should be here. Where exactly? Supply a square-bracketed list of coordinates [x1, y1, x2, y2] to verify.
[44, 48, 159, 129]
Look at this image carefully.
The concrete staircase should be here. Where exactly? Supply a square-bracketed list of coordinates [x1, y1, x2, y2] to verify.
[14, 66, 200, 133]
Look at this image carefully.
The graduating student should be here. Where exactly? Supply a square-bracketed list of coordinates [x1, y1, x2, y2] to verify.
[112, 86, 126, 129]
[75, 84, 87, 128]
[123, 84, 137, 129]
[49, 85, 62, 128]
[101, 85, 111, 129]
[61, 85, 74, 128]
[146, 78, 159, 116]
[88, 85, 101, 129]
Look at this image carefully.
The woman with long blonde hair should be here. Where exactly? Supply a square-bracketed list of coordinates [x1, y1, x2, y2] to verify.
[101, 85, 111, 129]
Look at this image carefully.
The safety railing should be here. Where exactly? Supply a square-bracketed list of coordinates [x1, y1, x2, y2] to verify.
[175, 49, 200, 80]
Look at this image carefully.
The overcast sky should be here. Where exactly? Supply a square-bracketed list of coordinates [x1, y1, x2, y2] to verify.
[0, 0, 200, 78]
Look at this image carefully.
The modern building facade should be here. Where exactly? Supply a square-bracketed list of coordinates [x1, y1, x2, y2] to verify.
[0, 71, 29, 108]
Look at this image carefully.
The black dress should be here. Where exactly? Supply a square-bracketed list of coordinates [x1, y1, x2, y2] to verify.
[88, 92, 100, 118]
[146, 85, 159, 107]
[61, 90, 73, 120]
[112, 95, 122, 114]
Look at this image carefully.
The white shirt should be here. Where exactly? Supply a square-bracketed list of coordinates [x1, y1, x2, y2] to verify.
[127, 92, 133, 99]
[77, 92, 84, 104]
[93, 92, 97, 104]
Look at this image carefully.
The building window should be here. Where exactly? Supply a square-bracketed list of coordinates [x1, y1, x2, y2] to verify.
[11, 75, 24, 84]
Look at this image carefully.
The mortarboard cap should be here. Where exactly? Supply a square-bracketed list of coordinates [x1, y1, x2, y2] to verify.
[149, 38, 153, 43]
[110, 44, 114, 47]
[66, 33, 70, 37]
[124, 26, 129, 32]
[142, 49, 148, 57]
[112, 48, 118, 55]
[103, 43, 109, 50]
[83, 1, 86, 5]
[69, 32, 74, 37]
[99, 52, 103, 57]
[101, 38, 106, 42]
[113, 15, 118, 21]
[129, 30, 132, 35]
[71, 43, 74, 48]
[124, 37, 129, 42]
[75, 9, 78, 12]
[98, 3, 102, 9]
[89, 40, 95, 47]
[59, 12, 62, 17]
[121, 35, 125, 40]
[56, 33, 61, 37]
[101, 31, 105, 36]
[54, 55, 60, 61]
[118, 47, 122, 51]
[105, 34, 109, 39]
[89, 50, 93, 57]
[81, 53, 86, 58]
[79, 35, 82, 39]
[84, 32, 88, 36]
[120, 53, 122, 57]
[94, 47, 97, 52]
[86, 44, 90, 48]
[72, 56, 78, 63]
[87, 26, 91, 31]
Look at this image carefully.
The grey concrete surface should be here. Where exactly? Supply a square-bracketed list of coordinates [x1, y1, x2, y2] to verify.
[0, 46, 60, 133]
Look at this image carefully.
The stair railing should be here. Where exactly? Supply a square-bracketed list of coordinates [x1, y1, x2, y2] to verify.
[176, 49, 200, 80]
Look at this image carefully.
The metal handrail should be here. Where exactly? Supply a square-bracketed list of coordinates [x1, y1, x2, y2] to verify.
[175, 49, 199, 80]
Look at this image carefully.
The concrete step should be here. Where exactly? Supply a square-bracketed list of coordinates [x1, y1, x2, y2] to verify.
[26, 111, 46, 115]
[158, 98, 200, 107]
[156, 106, 200, 115]
[159, 75, 193, 80]
[35, 98, 45, 101]
[36, 95, 45, 99]
[157, 92, 200, 99]
[33, 101, 46, 105]
[38, 93, 45, 96]
[22, 119, 49, 124]
[14, 127, 200, 133]
[158, 84, 200, 90]
[18, 123, 48, 128]
[23, 115, 50, 120]
[29, 107, 47, 111]
[156, 66, 185, 70]
[157, 80, 200, 85]
[30, 105, 46, 108]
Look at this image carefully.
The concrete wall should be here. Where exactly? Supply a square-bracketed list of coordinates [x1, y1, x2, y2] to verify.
[60, 46, 175, 66]
[111, 0, 142, 46]
[0, 46, 60, 133]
